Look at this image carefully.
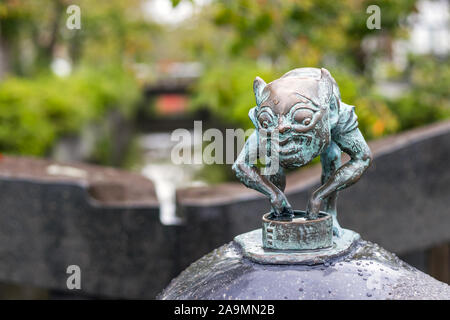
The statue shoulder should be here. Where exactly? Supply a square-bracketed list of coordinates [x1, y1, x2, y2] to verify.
[332, 102, 359, 136]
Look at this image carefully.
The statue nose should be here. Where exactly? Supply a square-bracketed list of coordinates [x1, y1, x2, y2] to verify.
[277, 118, 291, 134]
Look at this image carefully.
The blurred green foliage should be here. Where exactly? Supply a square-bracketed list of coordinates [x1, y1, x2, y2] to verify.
[0, 0, 151, 159]
[387, 55, 450, 130]
[0, 0, 158, 74]
[0, 0, 448, 171]
[186, 0, 448, 141]
[190, 59, 275, 128]
[0, 66, 139, 155]
[176, 0, 448, 183]
[191, 60, 400, 140]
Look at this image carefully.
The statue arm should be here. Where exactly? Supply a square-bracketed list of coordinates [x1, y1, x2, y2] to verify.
[232, 131, 292, 215]
[307, 128, 372, 218]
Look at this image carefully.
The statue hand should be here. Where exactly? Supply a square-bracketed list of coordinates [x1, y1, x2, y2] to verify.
[270, 192, 293, 216]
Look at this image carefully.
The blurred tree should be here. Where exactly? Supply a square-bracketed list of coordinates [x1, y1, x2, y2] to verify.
[0, 0, 159, 75]
[174, 0, 424, 139]
[0, 65, 140, 156]
[0, 0, 156, 160]
[0, 0, 448, 168]
[205, 0, 417, 73]
[387, 54, 450, 130]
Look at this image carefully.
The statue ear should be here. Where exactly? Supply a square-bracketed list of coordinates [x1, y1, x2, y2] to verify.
[248, 106, 259, 129]
[253, 76, 267, 106]
[318, 68, 333, 107]
[321, 67, 341, 100]
[320, 68, 340, 128]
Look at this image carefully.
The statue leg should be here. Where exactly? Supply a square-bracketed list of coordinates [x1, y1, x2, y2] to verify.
[320, 141, 342, 236]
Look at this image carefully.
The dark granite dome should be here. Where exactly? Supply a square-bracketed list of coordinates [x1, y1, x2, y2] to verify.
[158, 236, 450, 300]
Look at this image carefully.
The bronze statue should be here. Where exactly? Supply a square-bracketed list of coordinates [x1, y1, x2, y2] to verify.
[233, 68, 372, 237]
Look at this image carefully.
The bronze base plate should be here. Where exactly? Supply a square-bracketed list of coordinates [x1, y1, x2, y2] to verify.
[234, 228, 360, 265]
[262, 211, 332, 250]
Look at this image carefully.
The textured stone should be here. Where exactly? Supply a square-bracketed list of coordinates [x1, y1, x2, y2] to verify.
[0, 158, 176, 299]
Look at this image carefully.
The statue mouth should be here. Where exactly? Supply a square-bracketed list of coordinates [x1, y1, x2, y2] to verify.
[278, 137, 291, 146]
[275, 134, 313, 154]
[259, 134, 315, 157]
[279, 143, 300, 155]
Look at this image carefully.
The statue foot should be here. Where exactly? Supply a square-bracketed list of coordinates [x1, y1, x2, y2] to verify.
[332, 216, 343, 237]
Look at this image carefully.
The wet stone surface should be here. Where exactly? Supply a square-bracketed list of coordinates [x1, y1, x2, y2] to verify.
[158, 237, 450, 300]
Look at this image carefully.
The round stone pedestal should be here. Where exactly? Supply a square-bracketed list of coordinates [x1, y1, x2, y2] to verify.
[262, 211, 332, 250]
[158, 210, 450, 300]
[158, 234, 450, 300]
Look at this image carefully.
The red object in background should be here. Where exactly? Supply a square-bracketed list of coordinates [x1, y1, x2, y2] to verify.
[155, 94, 189, 115]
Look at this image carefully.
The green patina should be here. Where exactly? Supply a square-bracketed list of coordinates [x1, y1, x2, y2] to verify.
[262, 211, 332, 250]
[232, 67, 372, 250]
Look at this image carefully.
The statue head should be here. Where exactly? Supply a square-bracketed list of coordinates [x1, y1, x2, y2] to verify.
[251, 68, 340, 168]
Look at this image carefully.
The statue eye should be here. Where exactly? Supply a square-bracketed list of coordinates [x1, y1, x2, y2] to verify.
[293, 108, 314, 126]
[258, 111, 273, 129]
